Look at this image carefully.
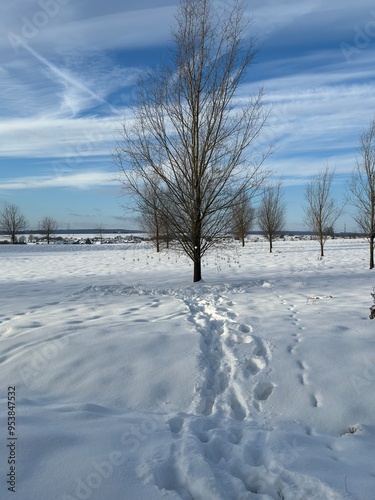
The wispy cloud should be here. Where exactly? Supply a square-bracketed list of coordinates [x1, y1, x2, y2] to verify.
[1, 5, 176, 56]
[0, 115, 120, 158]
[0, 171, 113, 191]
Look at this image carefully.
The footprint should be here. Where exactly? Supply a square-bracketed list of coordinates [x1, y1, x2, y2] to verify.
[310, 394, 319, 408]
[255, 382, 275, 401]
[253, 343, 267, 357]
[230, 393, 246, 421]
[245, 358, 264, 375]
[167, 415, 184, 434]
[239, 324, 251, 334]
[227, 311, 237, 319]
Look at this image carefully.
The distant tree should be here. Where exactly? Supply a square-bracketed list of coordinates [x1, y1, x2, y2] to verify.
[258, 181, 286, 253]
[137, 179, 163, 252]
[304, 166, 342, 258]
[324, 226, 335, 238]
[39, 216, 58, 244]
[0, 202, 27, 243]
[96, 224, 105, 244]
[231, 192, 255, 247]
[347, 117, 375, 269]
[114, 0, 271, 282]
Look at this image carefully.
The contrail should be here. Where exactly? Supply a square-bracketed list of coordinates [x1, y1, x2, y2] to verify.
[18, 38, 122, 116]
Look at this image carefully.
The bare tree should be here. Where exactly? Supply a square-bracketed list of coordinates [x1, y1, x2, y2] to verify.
[39, 216, 58, 244]
[96, 224, 105, 244]
[231, 192, 255, 247]
[347, 117, 375, 269]
[258, 181, 286, 253]
[114, 0, 271, 282]
[137, 180, 164, 252]
[304, 166, 341, 258]
[0, 202, 27, 243]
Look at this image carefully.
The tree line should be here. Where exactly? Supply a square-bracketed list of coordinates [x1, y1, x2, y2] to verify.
[0, 206, 57, 244]
[114, 0, 375, 281]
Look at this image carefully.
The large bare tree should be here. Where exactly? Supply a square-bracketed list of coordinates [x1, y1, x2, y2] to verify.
[257, 181, 286, 253]
[114, 0, 271, 282]
[231, 192, 255, 247]
[347, 117, 375, 269]
[0, 202, 27, 243]
[39, 216, 58, 244]
[304, 166, 341, 258]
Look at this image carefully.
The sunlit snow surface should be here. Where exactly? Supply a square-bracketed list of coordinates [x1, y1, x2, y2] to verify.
[0, 238, 374, 499]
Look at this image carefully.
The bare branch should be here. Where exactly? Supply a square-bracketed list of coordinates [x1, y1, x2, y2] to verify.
[114, 0, 271, 281]
[257, 181, 286, 253]
[303, 166, 342, 258]
[347, 116, 375, 268]
[39, 216, 58, 244]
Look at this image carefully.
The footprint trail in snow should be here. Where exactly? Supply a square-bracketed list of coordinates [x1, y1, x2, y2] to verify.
[139, 286, 342, 499]
[184, 293, 271, 420]
[140, 287, 277, 498]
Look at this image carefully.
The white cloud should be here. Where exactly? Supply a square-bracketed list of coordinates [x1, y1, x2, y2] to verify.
[0, 115, 121, 158]
[0, 170, 113, 190]
[1, 5, 176, 57]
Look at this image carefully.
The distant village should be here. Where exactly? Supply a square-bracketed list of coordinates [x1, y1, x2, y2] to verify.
[0, 232, 144, 245]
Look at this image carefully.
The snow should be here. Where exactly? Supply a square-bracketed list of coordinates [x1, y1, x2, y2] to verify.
[0, 238, 375, 499]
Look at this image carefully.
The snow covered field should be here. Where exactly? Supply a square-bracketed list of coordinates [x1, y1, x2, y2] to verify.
[1, 238, 374, 499]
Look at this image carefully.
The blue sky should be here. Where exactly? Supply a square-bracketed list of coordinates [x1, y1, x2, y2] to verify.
[0, 0, 374, 231]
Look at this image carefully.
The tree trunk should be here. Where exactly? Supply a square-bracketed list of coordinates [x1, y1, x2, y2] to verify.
[194, 258, 202, 282]
[370, 236, 374, 269]
[269, 238, 272, 253]
[155, 221, 160, 253]
[241, 235, 245, 247]
[166, 228, 169, 249]
[193, 234, 202, 282]
[320, 237, 324, 258]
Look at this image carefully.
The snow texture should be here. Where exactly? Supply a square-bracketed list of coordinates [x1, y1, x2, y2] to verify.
[0, 238, 374, 499]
